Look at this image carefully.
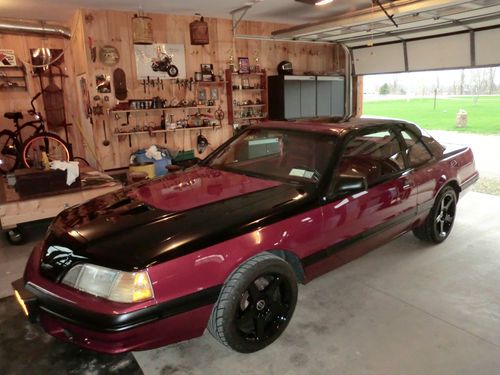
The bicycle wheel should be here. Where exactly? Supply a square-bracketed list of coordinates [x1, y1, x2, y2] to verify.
[0, 130, 20, 173]
[22, 132, 70, 168]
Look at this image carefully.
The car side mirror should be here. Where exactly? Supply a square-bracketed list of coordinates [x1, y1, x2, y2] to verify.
[335, 174, 367, 195]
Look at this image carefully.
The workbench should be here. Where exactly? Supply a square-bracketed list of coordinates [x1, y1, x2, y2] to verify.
[0, 168, 122, 244]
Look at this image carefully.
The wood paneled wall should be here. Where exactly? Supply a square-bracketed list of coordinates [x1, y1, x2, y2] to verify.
[0, 22, 86, 159]
[76, 9, 342, 170]
[1, 9, 343, 170]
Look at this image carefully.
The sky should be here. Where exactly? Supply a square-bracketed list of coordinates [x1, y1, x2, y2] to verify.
[363, 67, 500, 95]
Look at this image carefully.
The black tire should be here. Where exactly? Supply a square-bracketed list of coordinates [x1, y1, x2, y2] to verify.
[413, 186, 457, 243]
[21, 132, 70, 168]
[167, 65, 179, 77]
[5, 228, 24, 245]
[208, 252, 298, 353]
[0, 130, 20, 173]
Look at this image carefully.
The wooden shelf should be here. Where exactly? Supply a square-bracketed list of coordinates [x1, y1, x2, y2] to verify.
[226, 69, 268, 126]
[232, 88, 264, 92]
[231, 72, 265, 76]
[235, 116, 266, 121]
[111, 105, 218, 114]
[196, 81, 225, 86]
[234, 104, 265, 108]
[0, 65, 27, 91]
[0, 85, 27, 90]
[113, 125, 221, 136]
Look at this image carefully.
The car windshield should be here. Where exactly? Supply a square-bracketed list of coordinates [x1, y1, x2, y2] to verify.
[205, 128, 336, 184]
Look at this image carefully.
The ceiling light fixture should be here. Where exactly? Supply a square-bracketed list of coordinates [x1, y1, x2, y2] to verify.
[315, 0, 334, 5]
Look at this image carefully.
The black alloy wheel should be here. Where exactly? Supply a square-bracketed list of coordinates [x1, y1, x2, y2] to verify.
[434, 189, 456, 240]
[236, 273, 293, 343]
[413, 185, 457, 243]
[208, 252, 298, 353]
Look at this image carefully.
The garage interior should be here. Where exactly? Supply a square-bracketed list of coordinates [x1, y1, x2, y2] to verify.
[1, 0, 500, 374]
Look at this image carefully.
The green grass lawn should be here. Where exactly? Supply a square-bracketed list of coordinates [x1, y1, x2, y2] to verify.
[362, 96, 500, 134]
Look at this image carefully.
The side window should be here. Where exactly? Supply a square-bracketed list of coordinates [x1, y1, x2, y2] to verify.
[400, 130, 433, 167]
[338, 130, 405, 187]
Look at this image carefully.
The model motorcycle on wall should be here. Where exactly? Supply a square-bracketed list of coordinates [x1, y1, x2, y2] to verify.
[151, 54, 179, 77]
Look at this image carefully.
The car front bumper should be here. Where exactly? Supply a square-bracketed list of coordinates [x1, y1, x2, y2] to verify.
[11, 277, 218, 353]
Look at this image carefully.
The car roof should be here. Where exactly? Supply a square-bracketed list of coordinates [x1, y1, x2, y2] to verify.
[260, 117, 407, 136]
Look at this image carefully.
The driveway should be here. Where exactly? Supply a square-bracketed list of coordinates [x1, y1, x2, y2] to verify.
[430, 131, 500, 195]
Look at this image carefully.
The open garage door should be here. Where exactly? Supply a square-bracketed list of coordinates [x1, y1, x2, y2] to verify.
[272, 0, 500, 75]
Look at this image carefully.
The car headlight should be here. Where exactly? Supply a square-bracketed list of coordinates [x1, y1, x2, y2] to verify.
[61, 264, 154, 303]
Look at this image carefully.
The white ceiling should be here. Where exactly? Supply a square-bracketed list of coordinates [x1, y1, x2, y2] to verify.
[273, 0, 500, 46]
[0, 0, 386, 24]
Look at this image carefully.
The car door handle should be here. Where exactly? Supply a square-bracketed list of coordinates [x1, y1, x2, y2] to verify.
[402, 178, 412, 190]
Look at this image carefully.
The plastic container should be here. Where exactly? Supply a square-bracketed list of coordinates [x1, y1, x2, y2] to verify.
[129, 162, 155, 179]
[131, 147, 172, 177]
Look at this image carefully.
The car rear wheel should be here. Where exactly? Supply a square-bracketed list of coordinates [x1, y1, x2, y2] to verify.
[208, 252, 298, 353]
[413, 186, 457, 243]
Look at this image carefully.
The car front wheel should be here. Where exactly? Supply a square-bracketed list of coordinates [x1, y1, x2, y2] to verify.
[208, 252, 298, 353]
[413, 185, 457, 243]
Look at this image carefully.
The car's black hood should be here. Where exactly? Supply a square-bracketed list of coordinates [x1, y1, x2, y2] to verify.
[40, 171, 317, 280]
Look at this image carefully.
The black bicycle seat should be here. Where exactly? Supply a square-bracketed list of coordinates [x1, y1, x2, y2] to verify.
[4, 112, 23, 121]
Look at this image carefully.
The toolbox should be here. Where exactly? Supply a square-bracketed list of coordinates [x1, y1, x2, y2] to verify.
[15, 168, 81, 198]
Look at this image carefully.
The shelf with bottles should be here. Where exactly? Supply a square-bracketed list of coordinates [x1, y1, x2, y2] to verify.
[110, 105, 219, 114]
[225, 69, 268, 126]
[231, 72, 265, 77]
[113, 125, 222, 136]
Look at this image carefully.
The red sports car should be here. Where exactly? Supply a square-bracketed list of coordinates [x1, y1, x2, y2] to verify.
[12, 119, 478, 354]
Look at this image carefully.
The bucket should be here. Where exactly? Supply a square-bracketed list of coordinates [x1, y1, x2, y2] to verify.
[132, 14, 153, 45]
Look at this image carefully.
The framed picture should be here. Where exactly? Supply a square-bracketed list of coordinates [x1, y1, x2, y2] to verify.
[201, 63, 213, 74]
[238, 57, 250, 74]
[134, 44, 186, 79]
[202, 74, 213, 82]
[210, 87, 219, 100]
[198, 88, 207, 101]
[96, 74, 111, 93]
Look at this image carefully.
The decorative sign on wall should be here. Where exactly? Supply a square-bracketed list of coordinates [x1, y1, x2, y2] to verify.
[0, 49, 17, 67]
[99, 45, 120, 66]
[134, 44, 186, 79]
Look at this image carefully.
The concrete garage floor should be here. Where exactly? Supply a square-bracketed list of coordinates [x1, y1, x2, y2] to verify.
[1, 130, 499, 374]
[0, 191, 499, 374]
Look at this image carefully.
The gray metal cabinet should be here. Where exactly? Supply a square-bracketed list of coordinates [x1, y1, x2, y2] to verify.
[283, 80, 301, 119]
[317, 76, 345, 117]
[268, 75, 345, 120]
[298, 76, 316, 118]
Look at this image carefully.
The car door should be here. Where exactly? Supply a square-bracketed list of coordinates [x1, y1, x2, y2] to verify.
[396, 126, 438, 213]
[305, 127, 418, 278]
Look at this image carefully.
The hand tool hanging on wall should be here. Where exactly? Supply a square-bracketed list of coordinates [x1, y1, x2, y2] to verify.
[142, 79, 147, 94]
[88, 37, 97, 63]
[102, 120, 110, 147]
[215, 106, 225, 127]
[147, 76, 151, 95]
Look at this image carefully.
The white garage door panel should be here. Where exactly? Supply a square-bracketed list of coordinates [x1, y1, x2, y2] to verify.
[407, 34, 471, 70]
[475, 28, 500, 66]
[353, 44, 405, 75]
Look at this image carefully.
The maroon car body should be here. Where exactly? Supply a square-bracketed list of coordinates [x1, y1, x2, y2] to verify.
[13, 118, 478, 353]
